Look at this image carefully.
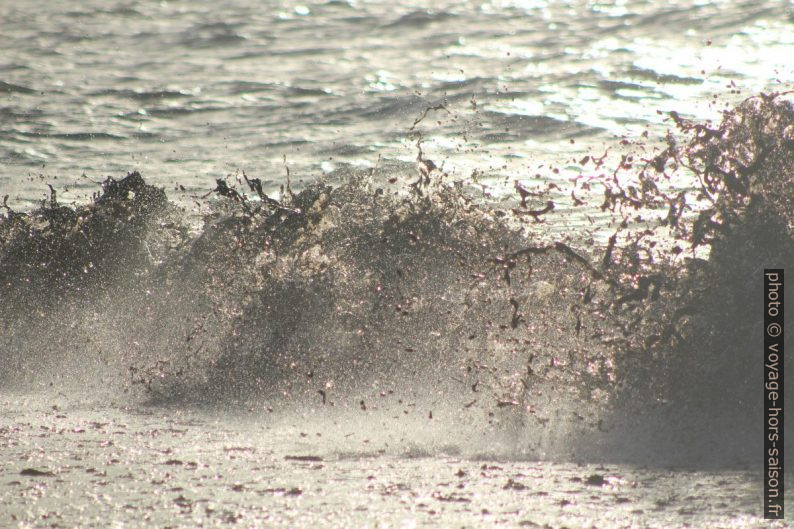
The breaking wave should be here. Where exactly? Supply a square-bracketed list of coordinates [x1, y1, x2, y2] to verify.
[2, 93, 792, 467]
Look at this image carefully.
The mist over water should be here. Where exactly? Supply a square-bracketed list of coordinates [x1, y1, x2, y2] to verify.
[2, 92, 793, 471]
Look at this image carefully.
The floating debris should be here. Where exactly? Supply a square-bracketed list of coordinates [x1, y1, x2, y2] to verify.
[19, 468, 55, 477]
[284, 455, 324, 462]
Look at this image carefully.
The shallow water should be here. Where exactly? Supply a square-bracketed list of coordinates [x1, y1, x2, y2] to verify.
[0, 396, 787, 529]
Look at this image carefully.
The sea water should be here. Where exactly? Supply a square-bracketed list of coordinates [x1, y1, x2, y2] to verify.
[2, 2, 794, 528]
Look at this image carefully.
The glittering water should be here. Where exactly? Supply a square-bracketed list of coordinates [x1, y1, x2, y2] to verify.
[0, 398, 784, 529]
[2, 4, 794, 528]
[1, 0, 792, 206]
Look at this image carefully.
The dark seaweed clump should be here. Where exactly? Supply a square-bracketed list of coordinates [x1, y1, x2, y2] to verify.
[0, 173, 197, 390]
[577, 94, 794, 465]
[0, 172, 175, 313]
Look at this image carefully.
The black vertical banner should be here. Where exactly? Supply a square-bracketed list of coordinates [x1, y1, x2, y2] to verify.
[765, 269, 784, 519]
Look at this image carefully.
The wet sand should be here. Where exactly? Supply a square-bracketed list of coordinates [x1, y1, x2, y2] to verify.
[0, 395, 786, 529]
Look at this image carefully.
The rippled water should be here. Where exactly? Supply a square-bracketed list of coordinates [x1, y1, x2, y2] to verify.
[2, 0, 792, 206]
